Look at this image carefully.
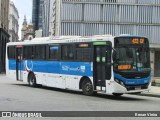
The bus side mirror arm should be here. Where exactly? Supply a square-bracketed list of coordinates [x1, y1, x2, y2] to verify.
[112, 48, 116, 62]
[112, 48, 119, 63]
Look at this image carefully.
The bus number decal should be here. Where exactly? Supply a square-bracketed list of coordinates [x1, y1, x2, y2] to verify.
[118, 65, 131, 70]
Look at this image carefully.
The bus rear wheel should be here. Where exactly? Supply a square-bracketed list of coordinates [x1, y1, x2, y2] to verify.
[82, 79, 94, 96]
[28, 73, 37, 87]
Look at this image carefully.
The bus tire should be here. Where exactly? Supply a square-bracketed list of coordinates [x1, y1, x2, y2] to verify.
[28, 73, 37, 87]
[112, 93, 123, 97]
[82, 79, 94, 96]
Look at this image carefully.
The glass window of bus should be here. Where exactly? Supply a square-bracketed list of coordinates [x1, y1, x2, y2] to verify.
[76, 48, 92, 62]
[76, 43, 92, 62]
[33, 45, 46, 60]
[61, 45, 75, 61]
[23, 46, 33, 60]
[8, 46, 15, 59]
[49, 45, 60, 60]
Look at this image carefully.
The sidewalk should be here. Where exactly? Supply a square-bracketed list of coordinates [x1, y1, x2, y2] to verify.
[140, 86, 160, 98]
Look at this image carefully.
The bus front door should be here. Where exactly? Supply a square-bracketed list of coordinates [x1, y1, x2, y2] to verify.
[94, 41, 112, 91]
[16, 46, 23, 81]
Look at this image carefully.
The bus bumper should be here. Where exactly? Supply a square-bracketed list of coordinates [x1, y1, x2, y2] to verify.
[106, 80, 151, 94]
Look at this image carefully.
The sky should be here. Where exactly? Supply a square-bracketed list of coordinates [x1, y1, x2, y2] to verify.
[11, 0, 32, 40]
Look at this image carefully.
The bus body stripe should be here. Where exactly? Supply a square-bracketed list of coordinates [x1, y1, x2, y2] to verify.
[9, 60, 93, 77]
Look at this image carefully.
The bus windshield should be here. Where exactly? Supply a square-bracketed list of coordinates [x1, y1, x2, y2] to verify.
[114, 45, 150, 72]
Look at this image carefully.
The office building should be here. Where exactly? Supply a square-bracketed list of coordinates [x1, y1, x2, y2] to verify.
[0, 0, 10, 73]
[9, 1, 19, 42]
[32, 0, 44, 31]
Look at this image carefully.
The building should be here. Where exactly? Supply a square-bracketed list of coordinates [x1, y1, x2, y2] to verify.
[35, 29, 42, 38]
[9, 1, 19, 42]
[0, 0, 10, 73]
[49, 0, 59, 36]
[0, 0, 9, 32]
[42, 0, 50, 37]
[45, 0, 160, 78]
[32, 0, 50, 37]
[32, 0, 44, 31]
[21, 16, 34, 41]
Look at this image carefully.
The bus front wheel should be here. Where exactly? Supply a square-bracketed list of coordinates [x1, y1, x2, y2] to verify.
[28, 73, 37, 87]
[82, 79, 94, 96]
[112, 93, 123, 97]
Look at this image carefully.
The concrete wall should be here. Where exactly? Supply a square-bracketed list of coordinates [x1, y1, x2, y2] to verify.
[150, 49, 155, 77]
[154, 51, 160, 77]
[59, 1, 160, 44]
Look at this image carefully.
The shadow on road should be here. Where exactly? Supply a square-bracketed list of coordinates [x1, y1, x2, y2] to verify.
[12, 83, 148, 101]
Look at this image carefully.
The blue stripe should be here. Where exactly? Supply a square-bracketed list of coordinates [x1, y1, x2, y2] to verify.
[114, 72, 151, 85]
[9, 60, 93, 77]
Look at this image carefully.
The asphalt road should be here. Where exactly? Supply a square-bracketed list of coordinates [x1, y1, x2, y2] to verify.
[0, 74, 160, 120]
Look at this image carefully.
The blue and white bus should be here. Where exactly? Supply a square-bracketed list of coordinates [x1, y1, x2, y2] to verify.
[6, 35, 151, 96]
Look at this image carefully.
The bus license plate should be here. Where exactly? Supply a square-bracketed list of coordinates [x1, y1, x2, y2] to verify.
[135, 86, 141, 90]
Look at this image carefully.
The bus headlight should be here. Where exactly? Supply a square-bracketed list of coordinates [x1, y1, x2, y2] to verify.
[115, 79, 125, 87]
[115, 79, 120, 84]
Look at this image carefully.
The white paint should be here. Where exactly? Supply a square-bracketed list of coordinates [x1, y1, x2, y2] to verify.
[106, 80, 150, 94]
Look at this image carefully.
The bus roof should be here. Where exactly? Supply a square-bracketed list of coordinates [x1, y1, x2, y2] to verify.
[117, 34, 147, 38]
[7, 35, 114, 46]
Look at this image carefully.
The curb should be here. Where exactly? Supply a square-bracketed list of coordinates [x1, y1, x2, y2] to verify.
[139, 92, 160, 98]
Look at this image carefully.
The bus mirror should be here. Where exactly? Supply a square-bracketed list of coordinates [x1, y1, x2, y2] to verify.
[113, 51, 116, 61]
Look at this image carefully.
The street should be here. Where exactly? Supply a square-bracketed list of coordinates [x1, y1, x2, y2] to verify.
[0, 74, 160, 112]
[0, 74, 160, 120]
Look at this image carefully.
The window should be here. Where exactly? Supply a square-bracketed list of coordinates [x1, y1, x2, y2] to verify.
[8, 46, 15, 59]
[33, 45, 46, 60]
[49, 45, 60, 60]
[23, 45, 46, 60]
[61, 45, 75, 61]
[23, 46, 33, 59]
[76, 48, 92, 62]
[76, 43, 93, 62]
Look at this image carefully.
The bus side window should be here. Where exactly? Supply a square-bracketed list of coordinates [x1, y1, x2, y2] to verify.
[8, 46, 15, 59]
[76, 48, 92, 62]
[61, 45, 75, 61]
[49, 46, 60, 60]
[23, 46, 33, 60]
[33, 45, 46, 60]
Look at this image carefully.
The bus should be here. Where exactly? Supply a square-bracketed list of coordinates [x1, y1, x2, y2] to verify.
[6, 35, 151, 96]
[112, 35, 151, 96]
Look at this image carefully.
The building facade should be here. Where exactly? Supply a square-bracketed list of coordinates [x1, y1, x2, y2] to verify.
[49, 0, 56, 36]
[9, 1, 19, 42]
[42, 0, 50, 37]
[47, 0, 160, 78]
[0, 0, 9, 31]
[0, 0, 10, 73]
[21, 16, 34, 41]
[32, 0, 44, 31]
